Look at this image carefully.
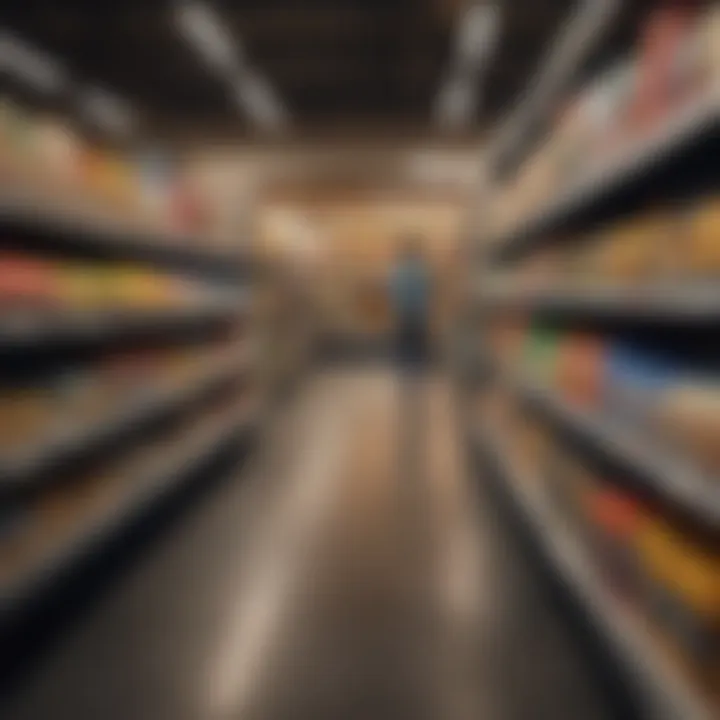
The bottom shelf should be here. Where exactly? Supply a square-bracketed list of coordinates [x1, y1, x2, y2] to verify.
[0, 399, 258, 621]
[475, 428, 713, 720]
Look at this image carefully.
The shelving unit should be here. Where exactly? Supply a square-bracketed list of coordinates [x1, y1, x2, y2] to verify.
[476, 428, 712, 720]
[486, 88, 720, 262]
[0, 300, 247, 352]
[1, 399, 258, 620]
[0, 346, 253, 496]
[518, 381, 720, 531]
[0, 182, 264, 625]
[477, 283, 720, 323]
[0, 192, 255, 280]
[469, 9, 720, 719]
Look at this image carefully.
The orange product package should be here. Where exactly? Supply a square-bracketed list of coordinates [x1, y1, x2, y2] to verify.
[555, 332, 607, 409]
[631, 2, 699, 130]
[0, 253, 59, 309]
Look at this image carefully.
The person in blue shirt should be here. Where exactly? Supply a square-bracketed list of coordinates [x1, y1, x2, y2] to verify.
[389, 236, 431, 371]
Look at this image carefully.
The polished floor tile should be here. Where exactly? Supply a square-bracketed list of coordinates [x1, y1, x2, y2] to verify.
[4, 371, 611, 720]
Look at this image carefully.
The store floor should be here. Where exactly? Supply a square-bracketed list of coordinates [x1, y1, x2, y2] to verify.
[4, 370, 611, 720]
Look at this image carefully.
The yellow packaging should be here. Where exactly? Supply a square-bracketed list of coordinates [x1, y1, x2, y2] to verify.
[699, 4, 720, 86]
[687, 199, 720, 276]
[0, 390, 55, 452]
[598, 215, 670, 281]
[638, 515, 720, 622]
[59, 264, 106, 309]
[655, 384, 720, 474]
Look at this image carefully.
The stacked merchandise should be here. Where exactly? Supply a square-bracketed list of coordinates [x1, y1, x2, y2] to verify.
[480, 373, 720, 702]
[487, 194, 720, 295]
[474, 3, 720, 715]
[488, 320, 720, 480]
[0, 99, 228, 244]
[0, 133, 257, 616]
[487, 1, 720, 241]
[482, 320, 720, 708]
[0, 252, 239, 318]
[0, 332, 252, 587]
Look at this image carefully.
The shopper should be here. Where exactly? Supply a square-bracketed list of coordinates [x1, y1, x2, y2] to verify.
[389, 235, 431, 373]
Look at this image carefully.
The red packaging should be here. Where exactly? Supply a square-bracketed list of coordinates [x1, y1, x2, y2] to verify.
[0, 253, 58, 309]
[631, 3, 698, 130]
[555, 333, 607, 409]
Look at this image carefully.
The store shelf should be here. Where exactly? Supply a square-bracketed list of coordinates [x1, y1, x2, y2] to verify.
[476, 427, 712, 720]
[0, 401, 258, 620]
[0, 192, 254, 280]
[477, 283, 720, 323]
[518, 382, 720, 530]
[487, 90, 720, 262]
[0, 348, 252, 497]
[0, 300, 246, 352]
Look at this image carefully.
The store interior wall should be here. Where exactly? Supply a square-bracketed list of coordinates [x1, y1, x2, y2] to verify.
[183, 142, 481, 346]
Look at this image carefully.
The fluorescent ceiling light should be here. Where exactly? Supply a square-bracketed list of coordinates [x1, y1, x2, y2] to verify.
[434, 3, 499, 129]
[435, 76, 476, 130]
[175, 2, 289, 130]
[0, 29, 68, 94]
[80, 87, 136, 136]
[175, 1, 241, 75]
[457, 4, 499, 68]
[233, 71, 287, 131]
[489, 0, 619, 173]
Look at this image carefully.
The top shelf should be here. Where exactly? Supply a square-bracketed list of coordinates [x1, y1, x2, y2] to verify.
[0, 192, 256, 282]
[487, 90, 720, 263]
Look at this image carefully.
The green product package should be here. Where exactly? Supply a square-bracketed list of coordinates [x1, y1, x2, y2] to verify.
[523, 325, 559, 386]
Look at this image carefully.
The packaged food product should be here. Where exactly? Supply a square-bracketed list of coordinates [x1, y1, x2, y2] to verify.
[1, 102, 35, 185]
[0, 99, 23, 181]
[698, 3, 720, 88]
[0, 385, 57, 454]
[637, 514, 720, 678]
[0, 253, 58, 311]
[654, 383, 720, 474]
[522, 324, 559, 386]
[585, 485, 643, 596]
[604, 342, 674, 428]
[58, 263, 106, 310]
[555, 332, 606, 409]
[603, 61, 638, 151]
[686, 198, 720, 277]
[547, 442, 597, 535]
[515, 415, 551, 479]
[52, 370, 108, 431]
[518, 248, 560, 292]
[597, 215, 669, 282]
[30, 116, 82, 195]
[632, 3, 698, 129]
[490, 317, 527, 368]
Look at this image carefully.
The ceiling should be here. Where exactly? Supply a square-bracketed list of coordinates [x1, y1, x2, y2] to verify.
[1, 0, 647, 141]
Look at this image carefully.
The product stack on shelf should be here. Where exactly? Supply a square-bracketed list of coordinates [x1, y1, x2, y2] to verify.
[473, 3, 720, 719]
[0, 107, 260, 624]
[0, 99, 252, 259]
[485, 2, 720, 249]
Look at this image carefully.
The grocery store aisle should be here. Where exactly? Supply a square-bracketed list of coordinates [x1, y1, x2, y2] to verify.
[4, 370, 610, 720]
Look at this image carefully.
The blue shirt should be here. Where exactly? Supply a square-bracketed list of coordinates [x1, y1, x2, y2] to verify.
[390, 258, 430, 323]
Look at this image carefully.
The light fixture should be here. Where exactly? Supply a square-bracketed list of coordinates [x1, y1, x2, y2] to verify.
[434, 2, 500, 130]
[232, 71, 287, 131]
[488, 0, 620, 174]
[456, 3, 499, 68]
[0, 29, 68, 94]
[174, 2, 289, 131]
[80, 87, 136, 136]
[175, 1, 242, 75]
[435, 75, 476, 130]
